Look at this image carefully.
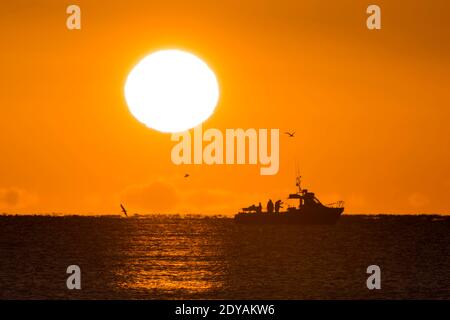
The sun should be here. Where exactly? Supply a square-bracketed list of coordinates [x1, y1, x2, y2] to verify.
[124, 49, 220, 133]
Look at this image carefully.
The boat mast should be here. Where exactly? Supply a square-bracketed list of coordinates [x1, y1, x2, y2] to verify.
[296, 175, 302, 194]
[295, 165, 303, 208]
[295, 165, 302, 194]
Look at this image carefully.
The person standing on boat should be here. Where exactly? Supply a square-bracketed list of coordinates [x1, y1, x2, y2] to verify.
[267, 199, 274, 214]
[275, 200, 283, 213]
[257, 202, 262, 214]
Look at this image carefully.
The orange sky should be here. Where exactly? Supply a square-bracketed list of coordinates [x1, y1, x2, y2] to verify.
[1, 0, 449, 215]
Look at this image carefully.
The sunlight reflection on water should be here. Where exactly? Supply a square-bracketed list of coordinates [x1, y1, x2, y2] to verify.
[0, 215, 449, 299]
[113, 219, 225, 294]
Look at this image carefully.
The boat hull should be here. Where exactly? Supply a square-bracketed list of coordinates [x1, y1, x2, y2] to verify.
[234, 207, 343, 225]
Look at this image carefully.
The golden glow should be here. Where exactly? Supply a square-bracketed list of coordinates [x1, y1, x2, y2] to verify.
[1, 1, 450, 215]
[124, 50, 219, 133]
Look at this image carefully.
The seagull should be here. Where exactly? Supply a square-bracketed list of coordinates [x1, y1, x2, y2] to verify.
[284, 131, 296, 138]
[120, 204, 128, 217]
[184, 173, 190, 178]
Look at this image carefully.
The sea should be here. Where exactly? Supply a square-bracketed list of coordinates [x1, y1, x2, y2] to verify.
[0, 215, 449, 299]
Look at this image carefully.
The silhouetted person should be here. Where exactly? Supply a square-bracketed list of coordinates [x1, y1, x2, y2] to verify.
[267, 199, 274, 214]
[257, 202, 262, 214]
[275, 200, 283, 213]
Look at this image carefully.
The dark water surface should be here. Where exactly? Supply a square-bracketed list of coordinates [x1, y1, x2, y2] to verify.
[0, 215, 449, 299]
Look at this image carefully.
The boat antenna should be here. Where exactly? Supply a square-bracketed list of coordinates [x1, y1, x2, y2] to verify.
[295, 163, 302, 194]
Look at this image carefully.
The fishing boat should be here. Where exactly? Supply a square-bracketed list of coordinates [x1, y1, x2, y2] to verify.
[234, 176, 344, 225]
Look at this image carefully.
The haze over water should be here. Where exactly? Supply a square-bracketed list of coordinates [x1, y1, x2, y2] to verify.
[0, 215, 449, 299]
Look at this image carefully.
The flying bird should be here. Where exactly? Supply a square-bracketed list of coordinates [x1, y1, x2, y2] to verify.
[120, 204, 128, 217]
[184, 173, 190, 178]
[284, 131, 296, 138]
